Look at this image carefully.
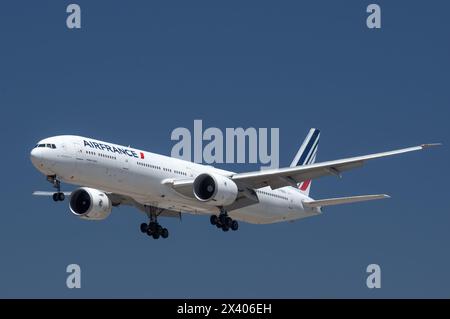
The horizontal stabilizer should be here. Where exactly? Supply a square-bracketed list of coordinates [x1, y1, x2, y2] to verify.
[32, 191, 72, 196]
[303, 194, 390, 208]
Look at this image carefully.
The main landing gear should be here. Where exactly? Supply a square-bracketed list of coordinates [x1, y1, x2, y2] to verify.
[140, 206, 169, 240]
[47, 175, 65, 201]
[210, 208, 239, 232]
[140, 222, 169, 239]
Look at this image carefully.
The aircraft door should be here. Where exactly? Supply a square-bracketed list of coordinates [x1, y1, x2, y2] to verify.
[117, 156, 130, 184]
[73, 142, 83, 160]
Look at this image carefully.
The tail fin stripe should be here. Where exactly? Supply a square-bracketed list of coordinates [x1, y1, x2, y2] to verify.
[299, 179, 311, 191]
[291, 128, 320, 196]
[304, 140, 319, 166]
[297, 130, 320, 166]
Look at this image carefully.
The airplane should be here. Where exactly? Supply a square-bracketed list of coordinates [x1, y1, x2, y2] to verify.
[30, 129, 439, 239]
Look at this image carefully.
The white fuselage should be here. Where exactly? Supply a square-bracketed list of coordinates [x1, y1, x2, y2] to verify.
[30, 135, 320, 224]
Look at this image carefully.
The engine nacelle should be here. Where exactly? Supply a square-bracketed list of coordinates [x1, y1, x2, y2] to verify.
[69, 187, 112, 220]
[193, 173, 238, 206]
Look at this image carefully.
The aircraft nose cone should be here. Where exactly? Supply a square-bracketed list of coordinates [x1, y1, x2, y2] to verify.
[30, 148, 42, 167]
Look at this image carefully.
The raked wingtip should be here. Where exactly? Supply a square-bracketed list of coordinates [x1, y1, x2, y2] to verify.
[421, 143, 442, 149]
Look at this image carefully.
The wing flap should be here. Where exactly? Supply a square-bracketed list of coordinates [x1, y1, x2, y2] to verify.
[303, 194, 390, 208]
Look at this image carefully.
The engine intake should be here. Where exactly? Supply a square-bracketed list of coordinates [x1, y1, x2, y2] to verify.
[193, 173, 238, 206]
[69, 187, 112, 220]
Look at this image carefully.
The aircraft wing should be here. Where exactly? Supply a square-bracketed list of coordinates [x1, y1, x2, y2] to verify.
[99, 193, 182, 219]
[32, 191, 72, 196]
[32, 191, 181, 219]
[230, 144, 439, 189]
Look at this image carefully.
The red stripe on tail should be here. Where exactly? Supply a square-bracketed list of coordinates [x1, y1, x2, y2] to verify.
[300, 180, 311, 191]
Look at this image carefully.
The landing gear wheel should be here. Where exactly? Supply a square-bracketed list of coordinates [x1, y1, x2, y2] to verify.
[148, 222, 157, 233]
[214, 209, 238, 233]
[58, 192, 65, 201]
[219, 214, 227, 225]
[140, 223, 148, 233]
[225, 217, 232, 228]
[52, 193, 59, 202]
[141, 208, 169, 239]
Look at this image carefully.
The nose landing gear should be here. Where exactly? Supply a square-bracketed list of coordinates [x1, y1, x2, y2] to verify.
[47, 175, 65, 201]
[52, 192, 65, 202]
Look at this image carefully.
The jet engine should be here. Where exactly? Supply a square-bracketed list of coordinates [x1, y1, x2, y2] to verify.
[193, 173, 238, 206]
[69, 187, 112, 220]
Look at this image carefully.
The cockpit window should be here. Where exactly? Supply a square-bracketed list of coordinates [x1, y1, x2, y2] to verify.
[34, 143, 56, 149]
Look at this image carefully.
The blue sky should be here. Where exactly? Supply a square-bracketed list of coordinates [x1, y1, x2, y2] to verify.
[0, 1, 448, 298]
